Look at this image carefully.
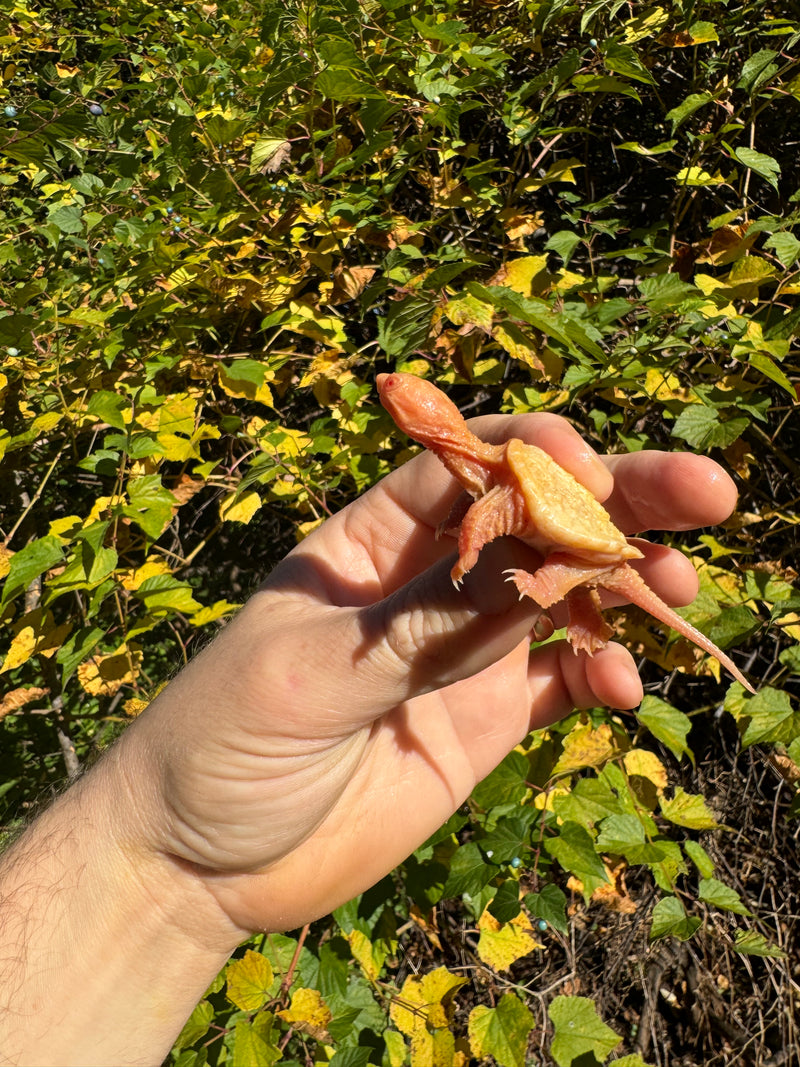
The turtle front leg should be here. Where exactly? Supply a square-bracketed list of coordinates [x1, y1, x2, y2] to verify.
[436, 490, 474, 540]
[450, 484, 523, 585]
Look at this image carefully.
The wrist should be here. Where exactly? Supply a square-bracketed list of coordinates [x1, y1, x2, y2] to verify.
[0, 729, 244, 1066]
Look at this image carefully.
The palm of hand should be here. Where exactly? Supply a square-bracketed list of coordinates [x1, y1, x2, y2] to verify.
[142, 412, 736, 933]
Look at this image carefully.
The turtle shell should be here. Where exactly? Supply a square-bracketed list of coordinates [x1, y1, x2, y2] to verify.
[506, 438, 640, 563]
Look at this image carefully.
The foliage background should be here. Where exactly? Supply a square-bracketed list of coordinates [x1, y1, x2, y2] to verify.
[1, 0, 799, 1063]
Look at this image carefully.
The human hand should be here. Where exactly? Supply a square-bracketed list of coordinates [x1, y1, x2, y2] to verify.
[120, 406, 737, 938]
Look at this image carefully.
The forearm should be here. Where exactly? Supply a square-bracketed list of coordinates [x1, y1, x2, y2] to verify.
[0, 735, 243, 1067]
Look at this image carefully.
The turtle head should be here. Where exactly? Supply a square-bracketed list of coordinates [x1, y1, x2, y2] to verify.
[377, 372, 472, 452]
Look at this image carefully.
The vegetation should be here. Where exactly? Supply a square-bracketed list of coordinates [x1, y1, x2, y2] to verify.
[1, 0, 798, 1062]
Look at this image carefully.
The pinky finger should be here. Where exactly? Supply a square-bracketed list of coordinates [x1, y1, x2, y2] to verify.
[526, 640, 643, 731]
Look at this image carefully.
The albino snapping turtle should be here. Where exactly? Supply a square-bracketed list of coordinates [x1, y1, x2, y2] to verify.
[378, 372, 754, 692]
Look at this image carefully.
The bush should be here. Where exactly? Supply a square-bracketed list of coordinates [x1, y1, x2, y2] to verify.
[1, 0, 798, 1062]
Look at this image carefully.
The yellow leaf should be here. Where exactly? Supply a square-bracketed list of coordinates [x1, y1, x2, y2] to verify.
[0, 545, 13, 580]
[347, 929, 386, 982]
[189, 600, 239, 627]
[384, 1030, 408, 1067]
[158, 393, 197, 436]
[488, 255, 550, 296]
[476, 909, 542, 971]
[0, 627, 36, 674]
[219, 490, 262, 524]
[156, 432, 200, 461]
[277, 987, 332, 1040]
[390, 967, 467, 1038]
[296, 518, 325, 541]
[86, 494, 126, 524]
[76, 645, 142, 697]
[497, 209, 545, 242]
[122, 697, 149, 717]
[218, 364, 274, 407]
[492, 323, 547, 375]
[120, 559, 173, 591]
[515, 157, 584, 193]
[623, 748, 668, 794]
[446, 293, 494, 330]
[48, 515, 83, 542]
[226, 949, 274, 1012]
[552, 722, 622, 777]
[644, 368, 688, 401]
[1, 609, 71, 674]
[0, 685, 49, 720]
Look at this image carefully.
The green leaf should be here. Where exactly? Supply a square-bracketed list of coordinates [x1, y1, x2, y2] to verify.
[134, 574, 203, 616]
[173, 1000, 214, 1051]
[764, 232, 800, 268]
[649, 897, 701, 941]
[698, 877, 752, 916]
[524, 884, 568, 933]
[638, 273, 699, 312]
[488, 878, 522, 924]
[659, 787, 718, 830]
[683, 840, 715, 879]
[1, 535, 64, 608]
[733, 930, 787, 958]
[480, 812, 536, 865]
[552, 776, 623, 828]
[124, 476, 177, 539]
[469, 991, 534, 1067]
[726, 686, 800, 748]
[376, 296, 435, 359]
[230, 1015, 281, 1067]
[56, 625, 105, 685]
[637, 696, 694, 763]
[87, 390, 129, 430]
[545, 230, 582, 266]
[671, 405, 748, 450]
[596, 814, 664, 865]
[602, 42, 655, 85]
[47, 203, 84, 234]
[733, 147, 781, 191]
[747, 351, 796, 397]
[737, 49, 779, 93]
[549, 995, 621, 1067]
[471, 749, 530, 809]
[443, 841, 497, 898]
[544, 822, 610, 901]
[665, 91, 712, 131]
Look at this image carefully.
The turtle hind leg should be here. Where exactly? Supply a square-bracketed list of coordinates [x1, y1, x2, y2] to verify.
[506, 564, 614, 653]
[564, 586, 615, 654]
[450, 484, 523, 585]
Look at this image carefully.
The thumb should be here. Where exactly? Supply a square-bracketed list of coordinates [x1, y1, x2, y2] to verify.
[326, 540, 551, 721]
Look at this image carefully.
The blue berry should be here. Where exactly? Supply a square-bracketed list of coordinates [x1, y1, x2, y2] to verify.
[4, 105, 17, 119]
[510, 856, 522, 869]
[589, 38, 598, 47]
[166, 206, 174, 214]
[89, 103, 104, 116]
[537, 919, 548, 932]
[7, 346, 19, 356]
[173, 215, 181, 222]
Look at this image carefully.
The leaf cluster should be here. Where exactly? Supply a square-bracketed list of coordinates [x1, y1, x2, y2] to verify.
[1, 0, 799, 1062]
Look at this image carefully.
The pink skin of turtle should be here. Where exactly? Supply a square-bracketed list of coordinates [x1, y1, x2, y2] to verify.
[377, 371, 754, 693]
